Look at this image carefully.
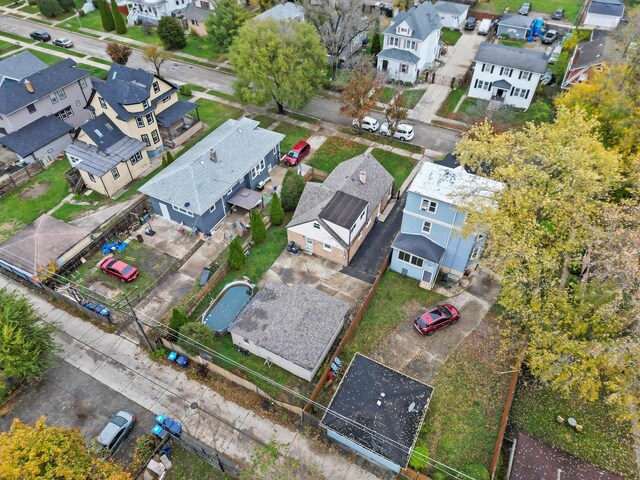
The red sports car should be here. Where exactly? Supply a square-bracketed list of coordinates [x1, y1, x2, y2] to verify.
[100, 258, 139, 282]
[283, 141, 311, 166]
[414, 304, 460, 336]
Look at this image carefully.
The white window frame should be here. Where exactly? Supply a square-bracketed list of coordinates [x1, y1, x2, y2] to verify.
[398, 250, 424, 268]
[313, 222, 320, 229]
[420, 199, 437, 213]
[172, 204, 194, 217]
[151, 129, 160, 144]
[146, 113, 154, 125]
[470, 245, 480, 260]
[88, 172, 96, 182]
[79, 77, 87, 88]
[56, 106, 73, 120]
[141, 134, 150, 146]
[152, 81, 160, 93]
[142, 99, 149, 109]
[56, 88, 66, 100]
[50, 93, 58, 104]
[136, 117, 145, 128]
[111, 167, 120, 180]
[98, 97, 106, 108]
[209, 203, 216, 213]
[130, 151, 142, 165]
[323, 243, 332, 251]
[400, 64, 408, 73]
[502, 67, 513, 77]
[163, 94, 171, 103]
[422, 221, 432, 234]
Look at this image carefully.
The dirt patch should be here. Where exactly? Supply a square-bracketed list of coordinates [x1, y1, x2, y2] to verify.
[18, 181, 50, 200]
[0, 220, 21, 243]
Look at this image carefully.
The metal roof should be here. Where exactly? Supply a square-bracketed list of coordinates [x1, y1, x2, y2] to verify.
[0, 115, 72, 157]
[474, 42, 549, 74]
[384, 1, 442, 40]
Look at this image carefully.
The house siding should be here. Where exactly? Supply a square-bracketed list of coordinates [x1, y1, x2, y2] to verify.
[437, 10, 468, 29]
[326, 429, 401, 473]
[17, 133, 72, 164]
[584, 11, 622, 28]
[377, 26, 441, 82]
[469, 61, 541, 109]
[496, 24, 528, 39]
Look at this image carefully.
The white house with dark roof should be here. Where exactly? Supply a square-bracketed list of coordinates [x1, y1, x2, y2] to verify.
[287, 153, 393, 267]
[469, 42, 548, 109]
[433, 1, 469, 30]
[126, 0, 187, 25]
[230, 282, 349, 381]
[584, 0, 624, 29]
[562, 39, 606, 88]
[377, 1, 442, 83]
[0, 57, 93, 164]
[139, 117, 283, 234]
[496, 14, 533, 39]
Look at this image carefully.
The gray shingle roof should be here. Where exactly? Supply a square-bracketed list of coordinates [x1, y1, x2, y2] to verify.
[229, 282, 349, 373]
[377, 47, 421, 64]
[498, 13, 533, 28]
[156, 99, 198, 127]
[0, 58, 90, 115]
[80, 114, 127, 150]
[588, 0, 624, 16]
[492, 79, 512, 89]
[0, 51, 47, 88]
[184, 2, 213, 22]
[392, 232, 445, 263]
[474, 42, 548, 74]
[256, 2, 304, 21]
[434, 1, 469, 15]
[571, 39, 606, 69]
[67, 137, 145, 177]
[139, 118, 284, 215]
[384, 1, 441, 40]
[321, 353, 434, 468]
[0, 115, 72, 157]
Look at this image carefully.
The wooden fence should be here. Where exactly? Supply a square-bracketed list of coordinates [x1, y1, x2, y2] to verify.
[0, 160, 45, 197]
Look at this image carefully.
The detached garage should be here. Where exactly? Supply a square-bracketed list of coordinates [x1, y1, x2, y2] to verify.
[434, 1, 469, 30]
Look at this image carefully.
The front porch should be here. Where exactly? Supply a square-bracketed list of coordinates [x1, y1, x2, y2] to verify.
[156, 100, 202, 149]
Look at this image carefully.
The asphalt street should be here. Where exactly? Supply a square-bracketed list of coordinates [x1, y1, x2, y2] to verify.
[0, 15, 460, 153]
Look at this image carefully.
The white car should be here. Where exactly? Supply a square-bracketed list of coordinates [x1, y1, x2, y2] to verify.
[352, 116, 380, 132]
[379, 122, 415, 141]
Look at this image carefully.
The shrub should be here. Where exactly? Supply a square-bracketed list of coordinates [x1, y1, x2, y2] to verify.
[430, 473, 446, 480]
[28, 0, 37, 6]
[148, 348, 166, 361]
[58, 0, 75, 12]
[168, 308, 189, 340]
[269, 192, 284, 226]
[462, 464, 490, 480]
[408, 445, 430, 471]
[280, 169, 305, 211]
[77, 8, 85, 16]
[106, 42, 132, 65]
[157, 16, 186, 50]
[178, 322, 217, 354]
[37, 0, 63, 18]
[141, 22, 153, 34]
[229, 237, 246, 270]
[128, 434, 160, 474]
[179, 85, 192, 97]
[189, 27, 201, 38]
[250, 209, 267, 244]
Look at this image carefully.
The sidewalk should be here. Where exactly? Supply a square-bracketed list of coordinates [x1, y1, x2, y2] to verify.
[0, 274, 382, 480]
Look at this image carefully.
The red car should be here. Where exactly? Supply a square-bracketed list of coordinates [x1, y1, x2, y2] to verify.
[283, 141, 311, 166]
[100, 258, 138, 282]
[414, 304, 460, 336]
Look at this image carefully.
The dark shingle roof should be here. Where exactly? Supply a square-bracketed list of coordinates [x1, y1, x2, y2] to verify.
[0, 115, 72, 157]
[377, 48, 421, 64]
[156, 99, 198, 127]
[80, 114, 127, 150]
[384, 1, 441, 40]
[498, 13, 533, 28]
[0, 59, 90, 115]
[320, 191, 368, 229]
[184, 2, 213, 22]
[571, 39, 606, 69]
[0, 51, 47, 87]
[588, 1, 624, 16]
[474, 42, 548, 74]
[434, 1, 469, 15]
[322, 354, 434, 468]
[392, 232, 445, 263]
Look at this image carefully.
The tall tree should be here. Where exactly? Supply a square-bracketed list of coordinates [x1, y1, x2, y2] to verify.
[142, 43, 170, 76]
[339, 62, 382, 128]
[106, 42, 132, 65]
[157, 16, 187, 50]
[229, 19, 326, 114]
[280, 169, 305, 211]
[269, 192, 284, 226]
[37, 0, 63, 18]
[250, 210, 267, 244]
[229, 237, 246, 270]
[0, 289, 56, 400]
[205, 0, 251, 52]
[110, 0, 127, 34]
[0, 417, 131, 480]
[300, 0, 372, 78]
[58, 0, 76, 12]
[97, 0, 115, 32]
[370, 19, 382, 58]
[384, 93, 408, 136]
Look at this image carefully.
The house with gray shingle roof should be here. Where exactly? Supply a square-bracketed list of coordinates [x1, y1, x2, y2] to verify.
[287, 153, 393, 266]
[0, 56, 92, 165]
[377, 1, 442, 83]
[229, 281, 349, 381]
[66, 114, 150, 198]
[255, 2, 305, 22]
[584, 0, 624, 29]
[184, 0, 215, 37]
[433, 1, 469, 30]
[496, 13, 533, 39]
[139, 117, 284, 234]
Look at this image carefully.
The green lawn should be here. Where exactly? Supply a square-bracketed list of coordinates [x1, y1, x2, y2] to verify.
[0, 160, 70, 243]
[458, 97, 488, 117]
[338, 127, 424, 154]
[88, 56, 113, 66]
[272, 122, 312, 153]
[438, 88, 466, 116]
[50, 191, 109, 223]
[179, 36, 223, 62]
[370, 148, 417, 190]
[510, 380, 637, 478]
[382, 86, 396, 103]
[252, 114, 277, 128]
[0, 0, 23, 5]
[0, 39, 20, 57]
[75, 62, 108, 79]
[477, 0, 582, 19]
[18, 2, 38, 12]
[207, 89, 245, 104]
[0, 31, 36, 43]
[402, 89, 426, 109]
[341, 271, 442, 362]
[307, 136, 368, 173]
[268, 108, 320, 125]
[493, 100, 553, 128]
[166, 445, 231, 480]
[27, 48, 65, 65]
[196, 99, 244, 131]
[499, 39, 525, 48]
[37, 41, 86, 57]
[441, 27, 463, 46]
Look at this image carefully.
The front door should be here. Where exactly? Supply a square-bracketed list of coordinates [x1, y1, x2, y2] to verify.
[159, 202, 170, 218]
[496, 89, 505, 99]
[305, 237, 313, 253]
[381, 60, 388, 71]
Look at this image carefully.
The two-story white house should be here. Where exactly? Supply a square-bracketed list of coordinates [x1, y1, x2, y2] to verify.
[377, 1, 442, 83]
[468, 42, 548, 110]
[126, 0, 188, 24]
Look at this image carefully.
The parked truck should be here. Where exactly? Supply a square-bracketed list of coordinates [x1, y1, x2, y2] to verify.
[478, 18, 492, 35]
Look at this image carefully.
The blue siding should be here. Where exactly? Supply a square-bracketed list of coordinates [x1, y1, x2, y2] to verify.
[326, 429, 401, 473]
[389, 248, 439, 282]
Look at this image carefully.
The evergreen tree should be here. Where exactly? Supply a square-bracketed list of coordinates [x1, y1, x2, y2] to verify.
[206, 0, 251, 52]
[157, 16, 186, 50]
[370, 20, 382, 58]
[165, 150, 175, 165]
[37, 0, 63, 18]
[111, 0, 127, 34]
[228, 237, 246, 270]
[168, 308, 188, 341]
[280, 169, 305, 211]
[97, 0, 115, 32]
[58, 0, 76, 12]
[269, 192, 284, 226]
[250, 210, 266, 244]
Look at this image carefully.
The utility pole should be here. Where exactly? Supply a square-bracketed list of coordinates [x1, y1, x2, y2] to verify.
[119, 287, 154, 351]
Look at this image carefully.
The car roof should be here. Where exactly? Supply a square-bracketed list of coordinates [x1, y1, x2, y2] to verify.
[362, 116, 377, 122]
[110, 260, 130, 271]
[291, 141, 309, 151]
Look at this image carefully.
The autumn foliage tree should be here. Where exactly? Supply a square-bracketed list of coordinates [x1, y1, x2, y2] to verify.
[142, 43, 170, 76]
[339, 62, 382, 128]
[106, 42, 132, 65]
[0, 417, 131, 480]
[384, 93, 408, 136]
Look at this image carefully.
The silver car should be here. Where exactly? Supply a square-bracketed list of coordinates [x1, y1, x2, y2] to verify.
[52, 37, 74, 48]
[95, 411, 135, 457]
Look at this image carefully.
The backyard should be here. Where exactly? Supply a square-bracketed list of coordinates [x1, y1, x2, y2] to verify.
[370, 148, 417, 190]
[475, 0, 582, 19]
[441, 27, 463, 46]
[306, 136, 368, 172]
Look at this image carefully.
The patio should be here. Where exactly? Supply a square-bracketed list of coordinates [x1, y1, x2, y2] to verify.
[157, 102, 203, 149]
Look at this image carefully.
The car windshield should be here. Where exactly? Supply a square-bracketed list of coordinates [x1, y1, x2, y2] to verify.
[111, 415, 127, 427]
[287, 150, 299, 158]
[417, 317, 428, 328]
[121, 266, 133, 275]
[438, 307, 452, 318]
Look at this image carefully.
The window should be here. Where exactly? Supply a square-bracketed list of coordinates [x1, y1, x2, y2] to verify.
[50, 93, 58, 104]
[98, 96, 106, 108]
[511, 87, 529, 98]
[474, 79, 491, 90]
[398, 250, 424, 268]
[388, 36, 400, 47]
[400, 64, 408, 73]
[152, 81, 160, 93]
[136, 116, 145, 128]
[420, 199, 437, 213]
[226, 187, 233, 196]
[141, 134, 150, 146]
[111, 167, 120, 180]
[209, 203, 216, 213]
[79, 78, 87, 88]
[172, 204, 194, 217]
[250, 158, 266, 179]
[151, 129, 160, 144]
[518, 71, 532, 81]
[142, 99, 149, 108]
[243, 338, 249, 344]
[146, 113, 154, 125]
[313, 222, 320, 229]
[130, 151, 142, 165]
[56, 88, 66, 100]
[162, 94, 171, 103]
[406, 40, 417, 50]
[56, 106, 74, 120]
[501, 67, 513, 77]
[88, 172, 96, 182]
[359, 209, 365, 220]
[323, 243, 332, 251]
[481, 63, 494, 73]
[422, 221, 432, 234]
[27, 104, 36, 114]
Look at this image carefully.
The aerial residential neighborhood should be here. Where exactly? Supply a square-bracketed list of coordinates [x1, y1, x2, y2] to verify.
[0, 0, 638, 478]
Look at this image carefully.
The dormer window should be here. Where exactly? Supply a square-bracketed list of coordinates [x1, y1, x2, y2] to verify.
[397, 26, 411, 35]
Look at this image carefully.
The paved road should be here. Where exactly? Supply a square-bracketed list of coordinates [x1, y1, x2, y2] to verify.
[0, 360, 157, 467]
[0, 15, 460, 154]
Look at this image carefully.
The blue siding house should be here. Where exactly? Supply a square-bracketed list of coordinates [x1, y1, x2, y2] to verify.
[390, 161, 502, 289]
[139, 117, 283, 234]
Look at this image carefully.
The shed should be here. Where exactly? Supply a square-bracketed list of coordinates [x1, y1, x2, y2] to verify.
[496, 14, 533, 39]
[433, 1, 469, 30]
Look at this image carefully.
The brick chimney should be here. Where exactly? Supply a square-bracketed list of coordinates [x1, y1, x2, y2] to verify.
[24, 79, 34, 93]
[209, 149, 217, 162]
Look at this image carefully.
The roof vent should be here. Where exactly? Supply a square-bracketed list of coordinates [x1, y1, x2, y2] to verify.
[210, 149, 218, 162]
[377, 400, 382, 407]
[24, 79, 34, 93]
[359, 170, 366, 185]
[408, 402, 418, 413]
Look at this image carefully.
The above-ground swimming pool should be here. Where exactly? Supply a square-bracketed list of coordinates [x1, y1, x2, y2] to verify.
[201, 280, 254, 334]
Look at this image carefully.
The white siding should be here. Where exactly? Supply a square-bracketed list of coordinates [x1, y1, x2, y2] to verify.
[377, 29, 441, 82]
[289, 222, 343, 249]
[437, 11, 468, 29]
[468, 61, 541, 109]
[583, 12, 621, 28]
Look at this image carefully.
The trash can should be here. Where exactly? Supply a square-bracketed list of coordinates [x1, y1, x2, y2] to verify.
[136, 234, 144, 243]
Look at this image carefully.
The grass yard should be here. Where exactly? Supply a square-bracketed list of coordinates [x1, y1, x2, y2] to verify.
[307, 136, 367, 173]
[37, 41, 86, 57]
[252, 114, 277, 128]
[0, 160, 70, 243]
[27, 48, 65, 65]
[476, 0, 582, 19]
[179, 36, 224, 62]
[441, 27, 463, 46]
[0, 0, 23, 5]
[196, 99, 244, 131]
[272, 122, 312, 153]
[341, 271, 442, 362]
[50, 191, 110, 223]
[207, 89, 244, 104]
[370, 148, 417, 190]
[493, 100, 553, 128]
[402, 89, 426, 109]
[0, 31, 36, 43]
[458, 96, 488, 117]
[76, 62, 108, 79]
[338, 127, 424, 154]
[499, 39, 525, 48]
[166, 445, 231, 480]
[510, 379, 637, 478]
[382, 86, 396, 103]
[438, 88, 466, 116]
[0, 39, 20, 57]
[18, 2, 38, 12]
[88, 56, 113, 66]
[268, 108, 320, 125]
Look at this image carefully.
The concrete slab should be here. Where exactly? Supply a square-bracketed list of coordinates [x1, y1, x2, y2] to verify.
[306, 134, 328, 152]
[135, 216, 200, 259]
[134, 271, 194, 323]
[178, 238, 226, 281]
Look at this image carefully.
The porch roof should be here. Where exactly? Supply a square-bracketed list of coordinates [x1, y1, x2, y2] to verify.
[377, 48, 421, 65]
[227, 188, 263, 210]
[393, 232, 445, 263]
[156, 100, 198, 127]
[492, 79, 512, 89]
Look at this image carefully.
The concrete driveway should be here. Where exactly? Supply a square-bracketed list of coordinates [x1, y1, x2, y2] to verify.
[0, 361, 156, 467]
[370, 268, 500, 384]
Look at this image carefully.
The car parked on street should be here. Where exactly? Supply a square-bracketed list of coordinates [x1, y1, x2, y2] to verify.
[518, 2, 531, 14]
[464, 16, 477, 30]
[551, 8, 564, 19]
[352, 116, 380, 132]
[414, 304, 460, 336]
[52, 37, 74, 48]
[94, 411, 135, 458]
[100, 258, 139, 282]
[380, 122, 415, 141]
[283, 140, 311, 166]
[30, 30, 51, 42]
[541, 29, 559, 44]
